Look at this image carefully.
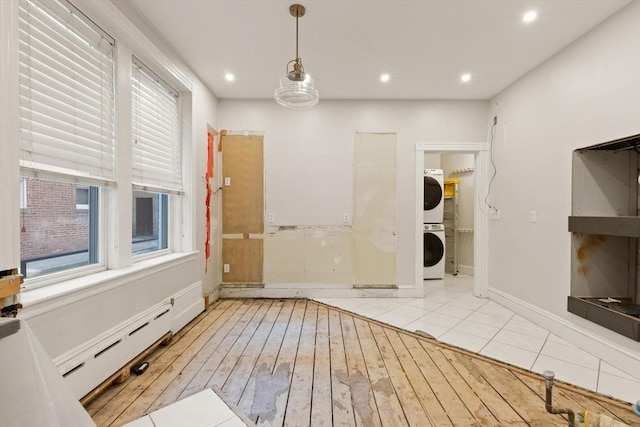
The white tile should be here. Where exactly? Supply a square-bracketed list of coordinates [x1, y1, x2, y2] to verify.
[446, 296, 488, 311]
[465, 310, 513, 328]
[502, 318, 549, 340]
[439, 329, 491, 353]
[389, 303, 432, 319]
[540, 341, 599, 370]
[407, 298, 445, 311]
[374, 312, 415, 328]
[480, 341, 538, 370]
[123, 416, 155, 427]
[451, 320, 500, 340]
[547, 333, 573, 345]
[351, 304, 388, 318]
[321, 298, 366, 311]
[600, 361, 640, 380]
[597, 372, 640, 404]
[404, 320, 450, 338]
[476, 300, 513, 316]
[492, 329, 546, 353]
[531, 355, 599, 392]
[434, 304, 475, 319]
[418, 312, 463, 329]
[364, 298, 413, 309]
[149, 389, 236, 427]
[217, 417, 248, 427]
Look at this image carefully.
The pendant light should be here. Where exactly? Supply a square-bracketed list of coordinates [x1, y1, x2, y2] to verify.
[274, 4, 319, 108]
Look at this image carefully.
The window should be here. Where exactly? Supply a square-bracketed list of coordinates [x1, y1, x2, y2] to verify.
[20, 179, 99, 279]
[18, 0, 114, 281]
[76, 185, 89, 210]
[131, 58, 181, 256]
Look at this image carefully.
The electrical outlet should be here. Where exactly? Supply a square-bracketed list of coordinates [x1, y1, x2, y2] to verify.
[223, 264, 230, 273]
[530, 210, 537, 223]
[268, 213, 275, 223]
[343, 213, 350, 223]
[489, 208, 501, 220]
[224, 177, 231, 186]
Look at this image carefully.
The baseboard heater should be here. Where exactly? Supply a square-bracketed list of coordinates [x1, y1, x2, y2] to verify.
[54, 302, 173, 399]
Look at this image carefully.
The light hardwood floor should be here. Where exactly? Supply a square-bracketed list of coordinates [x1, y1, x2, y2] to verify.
[86, 299, 637, 426]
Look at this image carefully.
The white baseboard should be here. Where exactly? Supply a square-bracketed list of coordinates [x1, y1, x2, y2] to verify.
[457, 264, 474, 276]
[171, 281, 204, 333]
[220, 282, 423, 299]
[489, 287, 640, 381]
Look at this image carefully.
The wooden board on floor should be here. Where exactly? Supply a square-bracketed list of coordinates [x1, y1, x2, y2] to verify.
[89, 299, 635, 427]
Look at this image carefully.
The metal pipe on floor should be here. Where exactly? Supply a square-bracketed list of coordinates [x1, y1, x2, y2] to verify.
[543, 370, 576, 427]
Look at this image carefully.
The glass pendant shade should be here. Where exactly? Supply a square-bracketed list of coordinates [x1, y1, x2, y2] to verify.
[275, 71, 319, 108]
[275, 4, 319, 109]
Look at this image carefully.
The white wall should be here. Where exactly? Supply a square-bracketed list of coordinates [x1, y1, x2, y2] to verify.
[219, 100, 488, 288]
[488, 1, 640, 354]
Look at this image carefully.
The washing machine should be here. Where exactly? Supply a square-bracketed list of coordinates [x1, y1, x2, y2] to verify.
[423, 169, 444, 224]
[423, 223, 445, 279]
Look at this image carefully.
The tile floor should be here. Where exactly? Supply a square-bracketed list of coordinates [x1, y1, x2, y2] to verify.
[314, 274, 640, 405]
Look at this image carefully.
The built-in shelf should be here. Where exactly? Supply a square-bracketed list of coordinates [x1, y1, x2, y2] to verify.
[568, 216, 640, 237]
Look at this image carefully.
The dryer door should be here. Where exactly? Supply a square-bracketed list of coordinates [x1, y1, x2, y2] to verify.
[424, 176, 443, 211]
[423, 232, 444, 267]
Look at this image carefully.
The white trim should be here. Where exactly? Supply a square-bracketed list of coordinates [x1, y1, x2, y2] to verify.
[457, 264, 474, 276]
[220, 284, 422, 299]
[415, 141, 489, 298]
[71, 0, 192, 93]
[18, 252, 197, 318]
[489, 286, 640, 381]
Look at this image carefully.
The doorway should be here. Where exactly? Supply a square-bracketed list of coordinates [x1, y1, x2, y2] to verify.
[415, 141, 489, 298]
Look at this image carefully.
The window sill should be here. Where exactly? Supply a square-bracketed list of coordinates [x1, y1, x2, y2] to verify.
[20, 252, 198, 311]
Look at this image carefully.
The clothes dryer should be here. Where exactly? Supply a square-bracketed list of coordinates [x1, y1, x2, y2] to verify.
[423, 169, 444, 223]
[423, 223, 445, 279]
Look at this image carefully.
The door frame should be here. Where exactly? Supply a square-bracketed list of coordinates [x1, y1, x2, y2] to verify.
[415, 141, 489, 298]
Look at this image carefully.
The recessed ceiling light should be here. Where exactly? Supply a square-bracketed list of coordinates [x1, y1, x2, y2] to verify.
[224, 73, 235, 82]
[380, 73, 390, 83]
[523, 10, 537, 23]
[461, 73, 471, 83]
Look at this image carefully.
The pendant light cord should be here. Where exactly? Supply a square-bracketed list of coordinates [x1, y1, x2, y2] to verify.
[295, 14, 299, 61]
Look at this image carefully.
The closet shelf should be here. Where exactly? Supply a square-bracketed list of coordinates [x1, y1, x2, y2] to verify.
[568, 216, 640, 238]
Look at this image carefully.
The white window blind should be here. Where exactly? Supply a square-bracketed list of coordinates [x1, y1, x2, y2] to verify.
[18, 0, 116, 184]
[131, 58, 182, 194]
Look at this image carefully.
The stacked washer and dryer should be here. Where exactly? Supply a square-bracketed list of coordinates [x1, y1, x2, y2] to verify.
[423, 169, 446, 279]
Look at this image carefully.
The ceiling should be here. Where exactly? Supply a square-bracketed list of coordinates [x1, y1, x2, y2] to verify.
[126, 0, 632, 101]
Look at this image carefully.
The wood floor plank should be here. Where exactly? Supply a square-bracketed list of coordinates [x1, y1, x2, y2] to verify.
[113, 299, 258, 424]
[369, 324, 430, 427]
[283, 302, 319, 426]
[255, 299, 307, 426]
[383, 329, 453, 426]
[310, 304, 333, 427]
[89, 299, 636, 427]
[353, 318, 408, 426]
[236, 300, 296, 419]
[93, 299, 243, 427]
[169, 300, 267, 405]
[340, 313, 382, 427]
[515, 372, 636, 426]
[137, 299, 247, 413]
[399, 334, 478, 425]
[222, 300, 285, 404]
[445, 349, 566, 426]
[328, 307, 357, 427]
[206, 300, 274, 391]
[425, 343, 526, 426]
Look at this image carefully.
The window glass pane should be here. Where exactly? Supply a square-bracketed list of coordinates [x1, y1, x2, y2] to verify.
[132, 190, 168, 255]
[76, 185, 89, 209]
[20, 178, 99, 279]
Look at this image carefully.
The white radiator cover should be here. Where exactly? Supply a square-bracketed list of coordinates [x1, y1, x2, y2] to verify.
[19, 255, 204, 399]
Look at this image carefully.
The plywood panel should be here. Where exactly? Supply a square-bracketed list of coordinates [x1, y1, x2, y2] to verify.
[222, 135, 264, 234]
[353, 133, 397, 286]
[222, 238, 263, 284]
